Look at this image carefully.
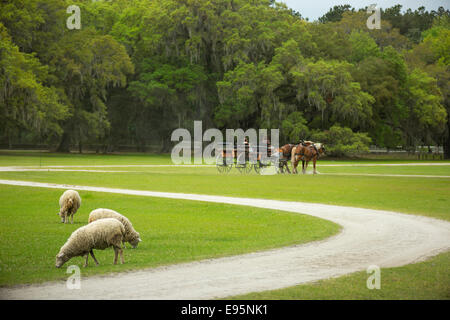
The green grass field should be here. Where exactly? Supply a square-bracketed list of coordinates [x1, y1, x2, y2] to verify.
[229, 251, 450, 300]
[0, 150, 448, 167]
[0, 184, 338, 286]
[0, 164, 449, 220]
[0, 151, 172, 167]
[0, 151, 449, 299]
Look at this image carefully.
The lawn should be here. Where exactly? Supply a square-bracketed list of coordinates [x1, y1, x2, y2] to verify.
[228, 251, 450, 300]
[0, 151, 448, 299]
[0, 184, 338, 286]
[0, 151, 171, 167]
[0, 150, 449, 167]
[0, 167, 449, 220]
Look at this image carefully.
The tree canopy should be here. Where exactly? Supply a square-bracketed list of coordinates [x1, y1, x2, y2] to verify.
[0, 0, 449, 156]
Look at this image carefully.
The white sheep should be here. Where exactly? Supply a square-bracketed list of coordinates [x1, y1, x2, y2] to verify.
[55, 218, 125, 268]
[57, 190, 81, 224]
[88, 208, 142, 248]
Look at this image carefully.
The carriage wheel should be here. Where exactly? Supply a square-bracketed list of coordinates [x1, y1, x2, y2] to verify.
[216, 165, 225, 173]
[217, 163, 233, 174]
[216, 155, 233, 174]
[274, 164, 281, 174]
[236, 154, 252, 174]
[237, 163, 252, 174]
[253, 162, 261, 174]
[254, 160, 277, 174]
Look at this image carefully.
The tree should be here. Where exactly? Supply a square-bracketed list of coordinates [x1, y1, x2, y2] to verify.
[0, 0, 447, 156]
[318, 5, 354, 23]
[281, 111, 309, 143]
[0, 23, 68, 147]
[54, 31, 134, 152]
[290, 60, 374, 130]
[311, 125, 371, 157]
[348, 30, 380, 63]
[382, 5, 449, 43]
[128, 57, 207, 151]
[406, 17, 450, 157]
[403, 69, 447, 148]
[351, 46, 408, 148]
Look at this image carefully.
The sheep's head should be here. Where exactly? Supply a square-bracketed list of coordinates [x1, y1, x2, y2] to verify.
[58, 211, 66, 223]
[129, 233, 142, 248]
[55, 252, 69, 268]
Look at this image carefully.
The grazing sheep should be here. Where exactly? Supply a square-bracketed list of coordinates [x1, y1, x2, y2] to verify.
[55, 218, 125, 268]
[57, 190, 81, 224]
[88, 208, 141, 248]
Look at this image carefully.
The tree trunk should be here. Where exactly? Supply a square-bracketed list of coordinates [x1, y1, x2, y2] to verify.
[7, 128, 12, 149]
[57, 132, 71, 152]
[444, 138, 450, 159]
[444, 116, 450, 159]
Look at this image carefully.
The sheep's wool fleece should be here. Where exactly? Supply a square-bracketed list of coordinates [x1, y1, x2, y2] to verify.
[89, 208, 137, 240]
[59, 218, 125, 258]
[59, 190, 81, 211]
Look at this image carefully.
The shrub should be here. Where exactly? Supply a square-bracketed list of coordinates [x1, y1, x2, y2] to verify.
[311, 125, 371, 157]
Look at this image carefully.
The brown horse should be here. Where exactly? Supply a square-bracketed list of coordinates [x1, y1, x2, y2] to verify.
[278, 144, 295, 173]
[291, 142, 325, 174]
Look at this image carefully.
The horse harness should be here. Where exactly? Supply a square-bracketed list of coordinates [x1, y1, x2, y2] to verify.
[295, 143, 319, 161]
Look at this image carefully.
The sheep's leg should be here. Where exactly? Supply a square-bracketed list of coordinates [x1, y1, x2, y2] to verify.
[70, 214, 74, 224]
[113, 247, 119, 265]
[89, 250, 99, 265]
[84, 253, 89, 267]
[119, 248, 124, 264]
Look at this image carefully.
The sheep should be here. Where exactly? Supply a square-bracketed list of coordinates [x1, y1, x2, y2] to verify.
[88, 208, 141, 248]
[57, 190, 81, 224]
[55, 218, 125, 268]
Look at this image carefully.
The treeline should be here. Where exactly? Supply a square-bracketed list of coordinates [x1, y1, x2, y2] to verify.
[0, 0, 449, 157]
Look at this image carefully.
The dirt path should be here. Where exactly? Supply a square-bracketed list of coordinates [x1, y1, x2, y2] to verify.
[0, 179, 449, 300]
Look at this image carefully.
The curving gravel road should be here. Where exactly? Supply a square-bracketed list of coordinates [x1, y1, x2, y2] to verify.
[0, 179, 449, 300]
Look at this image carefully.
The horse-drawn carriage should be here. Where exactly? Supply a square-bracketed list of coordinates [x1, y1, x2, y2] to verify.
[215, 140, 325, 175]
[215, 141, 277, 174]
